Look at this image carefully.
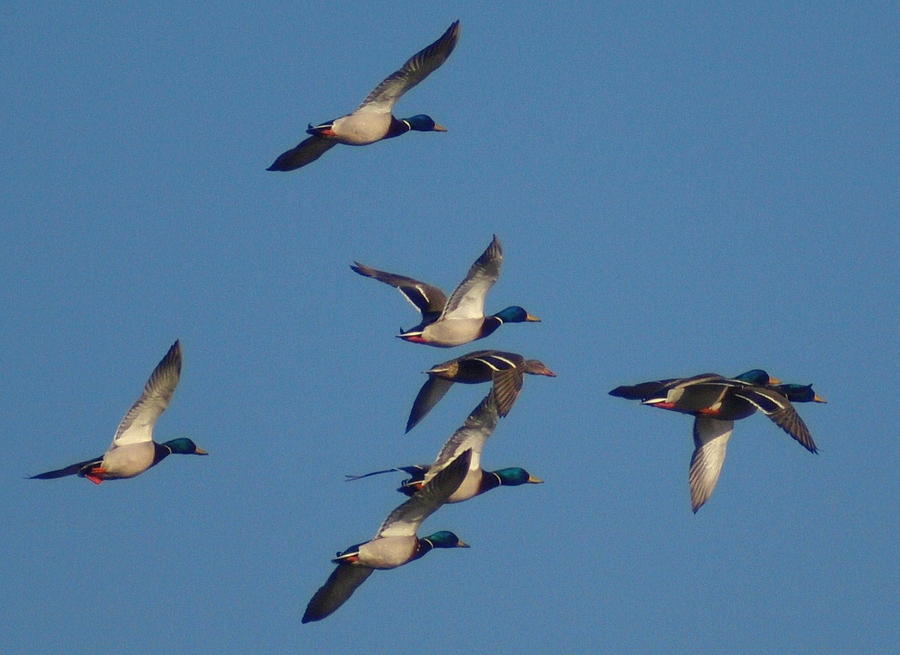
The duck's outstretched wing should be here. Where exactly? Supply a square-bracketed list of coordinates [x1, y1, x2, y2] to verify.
[423, 393, 499, 485]
[111, 340, 182, 448]
[355, 21, 461, 115]
[301, 563, 374, 624]
[406, 376, 455, 433]
[350, 262, 447, 323]
[689, 417, 735, 513]
[441, 235, 502, 320]
[267, 135, 337, 172]
[490, 362, 527, 418]
[29, 456, 101, 480]
[732, 387, 818, 453]
[376, 449, 471, 538]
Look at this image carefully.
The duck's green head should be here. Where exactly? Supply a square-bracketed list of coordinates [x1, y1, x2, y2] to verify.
[494, 306, 541, 323]
[773, 383, 827, 403]
[163, 438, 209, 455]
[404, 114, 447, 132]
[423, 531, 469, 549]
[733, 369, 780, 385]
[494, 467, 544, 486]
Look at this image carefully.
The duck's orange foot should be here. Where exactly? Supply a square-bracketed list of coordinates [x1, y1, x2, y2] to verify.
[308, 125, 336, 137]
[86, 466, 107, 485]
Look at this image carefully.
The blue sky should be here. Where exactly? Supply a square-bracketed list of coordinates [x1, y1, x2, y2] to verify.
[2, 2, 897, 653]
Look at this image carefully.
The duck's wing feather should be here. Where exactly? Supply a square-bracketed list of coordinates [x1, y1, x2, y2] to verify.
[301, 563, 375, 623]
[111, 340, 182, 447]
[689, 417, 734, 513]
[492, 366, 524, 417]
[406, 376, 455, 433]
[267, 135, 337, 172]
[30, 456, 102, 480]
[422, 393, 498, 485]
[376, 449, 471, 538]
[355, 21, 460, 115]
[478, 353, 527, 417]
[732, 387, 818, 453]
[440, 235, 502, 320]
[351, 262, 447, 320]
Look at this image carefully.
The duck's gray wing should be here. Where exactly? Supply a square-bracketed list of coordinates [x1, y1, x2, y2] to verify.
[355, 21, 461, 115]
[351, 262, 447, 322]
[441, 235, 502, 320]
[422, 393, 499, 485]
[406, 376, 455, 433]
[29, 456, 102, 480]
[267, 135, 337, 172]
[111, 340, 181, 448]
[732, 387, 818, 453]
[376, 449, 471, 538]
[642, 376, 736, 413]
[689, 417, 735, 513]
[301, 563, 375, 623]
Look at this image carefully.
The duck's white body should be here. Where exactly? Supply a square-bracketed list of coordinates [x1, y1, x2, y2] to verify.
[356, 536, 418, 569]
[328, 113, 394, 145]
[99, 441, 157, 479]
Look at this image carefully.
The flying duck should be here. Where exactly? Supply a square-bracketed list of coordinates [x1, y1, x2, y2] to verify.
[268, 21, 460, 171]
[610, 370, 824, 512]
[351, 235, 539, 347]
[30, 340, 207, 484]
[302, 449, 471, 623]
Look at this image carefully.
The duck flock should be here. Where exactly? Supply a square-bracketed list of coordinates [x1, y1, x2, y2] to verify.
[29, 20, 827, 624]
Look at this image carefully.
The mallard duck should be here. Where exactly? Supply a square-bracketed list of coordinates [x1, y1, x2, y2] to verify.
[347, 391, 542, 502]
[608, 369, 775, 409]
[405, 349, 556, 432]
[30, 341, 207, 484]
[351, 235, 540, 348]
[610, 370, 824, 512]
[267, 20, 460, 172]
[302, 449, 472, 623]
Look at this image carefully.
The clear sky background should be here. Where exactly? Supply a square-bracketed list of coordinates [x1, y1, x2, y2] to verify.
[2, 2, 897, 653]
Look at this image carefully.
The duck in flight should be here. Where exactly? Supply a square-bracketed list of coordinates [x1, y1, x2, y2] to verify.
[347, 391, 543, 503]
[610, 370, 825, 512]
[30, 340, 207, 484]
[267, 21, 460, 172]
[302, 450, 472, 623]
[404, 349, 555, 432]
[351, 235, 540, 348]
